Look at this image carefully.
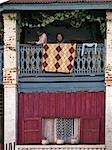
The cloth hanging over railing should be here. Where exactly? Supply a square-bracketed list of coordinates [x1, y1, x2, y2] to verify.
[18, 43, 105, 77]
[42, 43, 76, 73]
[81, 43, 97, 56]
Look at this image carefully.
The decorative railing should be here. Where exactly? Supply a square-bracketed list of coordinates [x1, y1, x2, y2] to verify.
[16, 145, 105, 150]
[0, 46, 3, 83]
[18, 43, 105, 77]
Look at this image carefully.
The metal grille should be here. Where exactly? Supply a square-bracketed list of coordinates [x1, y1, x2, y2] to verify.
[19, 43, 105, 77]
[56, 118, 74, 142]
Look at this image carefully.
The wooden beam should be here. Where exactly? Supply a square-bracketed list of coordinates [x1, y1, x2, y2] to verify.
[18, 82, 105, 92]
[2, 2, 112, 11]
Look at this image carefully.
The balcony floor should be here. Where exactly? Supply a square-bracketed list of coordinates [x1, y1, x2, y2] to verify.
[18, 75, 105, 92]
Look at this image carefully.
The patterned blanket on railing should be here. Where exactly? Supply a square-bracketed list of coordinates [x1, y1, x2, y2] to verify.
[42, 43, 76, 73]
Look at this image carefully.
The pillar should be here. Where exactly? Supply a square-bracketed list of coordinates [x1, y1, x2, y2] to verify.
[3, 12, 20, 150]
[105, 11, 112, 150]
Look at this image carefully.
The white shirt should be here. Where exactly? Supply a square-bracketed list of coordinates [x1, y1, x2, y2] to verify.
[36, 33, 47, 45]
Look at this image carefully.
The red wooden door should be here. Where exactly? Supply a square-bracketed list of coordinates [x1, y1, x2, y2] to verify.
[22, 118, 42, 144]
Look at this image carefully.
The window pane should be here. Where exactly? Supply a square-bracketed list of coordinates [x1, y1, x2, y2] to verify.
[43, 118, 80, 144]
[42, 119, 55, 143]
[73, 118, 80, 142]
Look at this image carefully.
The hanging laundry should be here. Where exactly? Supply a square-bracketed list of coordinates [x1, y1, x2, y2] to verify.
[81, 43, 97, 56]
[42, 43, 76, 73]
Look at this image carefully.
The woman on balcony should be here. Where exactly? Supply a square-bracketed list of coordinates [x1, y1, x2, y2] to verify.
[56, 33, 64, 43]
[36, 30, 47, 45]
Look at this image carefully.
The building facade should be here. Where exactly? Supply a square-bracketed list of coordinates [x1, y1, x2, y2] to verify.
[0, 0, 112, 150]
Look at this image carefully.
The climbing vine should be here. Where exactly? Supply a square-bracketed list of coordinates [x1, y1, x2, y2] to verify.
[0, 21, 4, 45]
[20, 10, 106, 38]
[8, 10, 106, 38]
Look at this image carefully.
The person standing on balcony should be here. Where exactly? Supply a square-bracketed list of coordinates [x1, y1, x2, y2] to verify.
[56, 33, 64, 43]
[36, 29, 47, 45]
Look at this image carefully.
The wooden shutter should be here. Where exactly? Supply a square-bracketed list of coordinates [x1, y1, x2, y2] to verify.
[80, 118, 100, 143]
[22, 118, 42, 144]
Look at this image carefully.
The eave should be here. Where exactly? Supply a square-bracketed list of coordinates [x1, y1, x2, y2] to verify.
[1, 2, 112, 11]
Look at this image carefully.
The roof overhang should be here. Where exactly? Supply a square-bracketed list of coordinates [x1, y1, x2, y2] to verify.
[1, 2, 112, 11]
[0, 0, 9, 10]
[0, 0, 9, 4]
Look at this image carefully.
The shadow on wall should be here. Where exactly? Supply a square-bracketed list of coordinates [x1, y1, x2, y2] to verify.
[24, 24, 96, 43]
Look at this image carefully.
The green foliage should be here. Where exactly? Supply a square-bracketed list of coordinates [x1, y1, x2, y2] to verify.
[0, 22, 4, 45]
[0, 22, 3, 33]
[8, 10, 106, 38]
[8, 15, 17, 21]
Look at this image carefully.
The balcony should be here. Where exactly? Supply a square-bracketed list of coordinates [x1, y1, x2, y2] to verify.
[18, 43, 105, 92]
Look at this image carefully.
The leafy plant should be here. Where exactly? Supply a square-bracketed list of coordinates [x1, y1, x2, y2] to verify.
[0, 22, 4, 45]
[8, 10, 106, 38]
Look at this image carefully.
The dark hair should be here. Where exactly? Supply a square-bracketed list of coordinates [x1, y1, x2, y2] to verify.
[56, 33, 64, 42]
[37, 28, 43, 34]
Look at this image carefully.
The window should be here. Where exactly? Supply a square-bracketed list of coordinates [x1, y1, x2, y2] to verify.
[42, 118, 80, 144]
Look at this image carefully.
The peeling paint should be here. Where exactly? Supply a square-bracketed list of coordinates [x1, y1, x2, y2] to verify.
[105, 65, 112, 86]
[3, 69, 17, 85]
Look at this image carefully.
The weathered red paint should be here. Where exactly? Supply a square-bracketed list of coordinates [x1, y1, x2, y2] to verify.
[80, 118, 100, 143]
[0, 144, 3, 150]
[18, 92, 105, 144]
